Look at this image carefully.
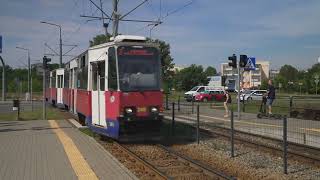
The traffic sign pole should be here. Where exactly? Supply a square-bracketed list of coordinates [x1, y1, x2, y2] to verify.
[238, 59, 241, 120]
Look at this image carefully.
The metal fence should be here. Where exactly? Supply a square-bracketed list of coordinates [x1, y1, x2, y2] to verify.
[0, 100, 46, 121]
[164, 94, 320, 175]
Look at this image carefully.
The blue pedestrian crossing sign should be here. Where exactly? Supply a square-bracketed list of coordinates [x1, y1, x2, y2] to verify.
[244, 57, 256, 71]
[0, 35, 2, 53]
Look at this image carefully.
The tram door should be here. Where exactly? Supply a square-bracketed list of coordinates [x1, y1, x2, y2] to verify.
[57, 74, 64, 104]
[70, 69, 74, 113]
[72, 68, 77, 114]
[91, 61, 106, 126]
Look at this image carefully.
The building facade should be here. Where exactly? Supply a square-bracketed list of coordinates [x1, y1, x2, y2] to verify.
[220, 60, 270, 89]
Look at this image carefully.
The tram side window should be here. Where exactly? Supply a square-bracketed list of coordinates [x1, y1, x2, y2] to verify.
[108, 47, 117, 90]
[57, 75, 63, 88]
[45, 74, 50, 88]
[77, 55, 88, 89]
[64, 69, 69, 88]
[92, 64, 98, 91]
[52, 72, 56, 88]
[73, 68, 78, 89]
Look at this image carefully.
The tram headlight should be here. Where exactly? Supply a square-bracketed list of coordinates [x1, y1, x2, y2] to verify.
[150, 107, 158, 113]
[125, 108, 133, 114]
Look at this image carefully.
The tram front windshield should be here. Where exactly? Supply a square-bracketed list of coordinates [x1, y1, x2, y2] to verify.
[117, 46, 161, 92]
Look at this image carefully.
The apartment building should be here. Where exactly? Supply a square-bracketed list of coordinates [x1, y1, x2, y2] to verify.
[220, 60, 270, 89]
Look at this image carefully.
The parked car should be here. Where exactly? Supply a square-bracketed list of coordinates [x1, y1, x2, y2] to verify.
[194, 90, 225, 102]
[240, 90, 267, 101]
[184, 86, 219, 101]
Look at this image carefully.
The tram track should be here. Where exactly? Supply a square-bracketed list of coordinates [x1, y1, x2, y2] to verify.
[97, 138, 234, 180]
[167, 114, 320, 166]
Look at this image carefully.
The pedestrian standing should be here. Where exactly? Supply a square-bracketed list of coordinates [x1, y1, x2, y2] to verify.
[267, 79, 276, 114]
[224, 90, 232, 118]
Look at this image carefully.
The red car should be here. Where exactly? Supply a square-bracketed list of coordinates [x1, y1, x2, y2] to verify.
[194, 90, 225, 102]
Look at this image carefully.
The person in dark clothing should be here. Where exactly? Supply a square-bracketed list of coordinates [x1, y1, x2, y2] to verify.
[267, 79, 276, 114]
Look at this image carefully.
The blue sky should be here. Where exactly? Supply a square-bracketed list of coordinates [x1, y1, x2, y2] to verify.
[1, 0, 320, 71]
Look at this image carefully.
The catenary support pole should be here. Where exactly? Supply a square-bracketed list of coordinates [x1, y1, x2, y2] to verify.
[197, 104, 200, 144]
[59, 27, 62, 68]
[172, 102, 175, 137]
[28, 50, 30, 100]
[283, 116, 288, 174]
[112, 0, 119, 37]
[237, 61, 241, 120]
[31, 77, 33, 111]
[0, 56, 5, 101]
[230, 110, 235, 158]
[43, 63, 46, 120]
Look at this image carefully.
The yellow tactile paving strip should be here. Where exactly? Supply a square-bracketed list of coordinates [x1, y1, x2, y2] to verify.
[48, 120, 98, 180]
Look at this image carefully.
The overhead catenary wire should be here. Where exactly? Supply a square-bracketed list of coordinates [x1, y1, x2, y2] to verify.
[133, 0, 194, 35]
[120, 0, 149, 20]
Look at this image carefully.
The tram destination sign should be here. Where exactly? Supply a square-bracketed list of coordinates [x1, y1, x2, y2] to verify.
[118, 46, 155, 56]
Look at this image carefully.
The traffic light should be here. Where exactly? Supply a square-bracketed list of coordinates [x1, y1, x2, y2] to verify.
[228, 54, 237, 68]
[43, 56, 51, 69]
[239, 54, 248, 68]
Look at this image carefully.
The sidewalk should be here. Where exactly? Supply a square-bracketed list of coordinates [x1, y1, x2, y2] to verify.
[0, 120, 137, 180]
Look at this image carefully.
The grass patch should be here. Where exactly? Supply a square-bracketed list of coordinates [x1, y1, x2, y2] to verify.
[79, 127, 94, 137]
[0, 107, 64, 121]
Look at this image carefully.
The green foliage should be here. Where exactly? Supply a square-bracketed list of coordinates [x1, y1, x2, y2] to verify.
[204, 66, 217, 76]
[174, 64, 207, 91]
[260, 79, 268, 90]
[279, 65, 298, 82]
[0, 64, 61, 93]
[89, 34, 112, 47]
[148, 39, 175, 86]
[273, 63, 320, 94]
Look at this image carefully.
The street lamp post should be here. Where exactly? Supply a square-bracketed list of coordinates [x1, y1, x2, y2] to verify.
[298, 82, 303, 95]
[16, 46, 31, 101]
[40, 21, 62, 68]
[315, 75, 319, 95]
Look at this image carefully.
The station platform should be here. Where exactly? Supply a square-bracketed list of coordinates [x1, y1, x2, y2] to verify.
[0, 120, 137, 180]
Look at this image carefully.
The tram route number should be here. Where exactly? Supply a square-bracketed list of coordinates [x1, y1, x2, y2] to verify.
[137, 107, 146, 113]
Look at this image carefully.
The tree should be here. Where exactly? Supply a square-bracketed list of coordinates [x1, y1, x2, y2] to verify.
[89, 34, 112, 47]
[279, 65, 298, 82]
[204, 66, 217, 77]
[148, 39, 175, 88]
[174, 64, 207, 91]
[305, 63, 320, 94]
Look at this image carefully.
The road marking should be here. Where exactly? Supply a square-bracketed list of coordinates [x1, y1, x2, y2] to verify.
[48, 120, 98, 180]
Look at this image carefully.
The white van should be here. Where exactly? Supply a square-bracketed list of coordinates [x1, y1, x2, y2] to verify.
[184, 86, 222, 101]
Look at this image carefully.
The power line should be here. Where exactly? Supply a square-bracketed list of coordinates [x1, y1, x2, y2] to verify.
[120, 0, 149, 20]
[162, 0, 194, 20]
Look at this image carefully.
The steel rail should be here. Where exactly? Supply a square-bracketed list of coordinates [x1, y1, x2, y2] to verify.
[167, 116, 320, 165]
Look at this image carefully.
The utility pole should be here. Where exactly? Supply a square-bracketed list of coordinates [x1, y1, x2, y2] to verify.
[99, 0, 109, 36]
[59, 26, 62, 68]
[315, 75, 319, 95]
[40, 21, 62, 68]
[237, 60, 241, 120]
[0, 56, 5, 101]
[43, 56, 51, 120]
[16, 46, 31, 101]
[112, 0, 119, 37]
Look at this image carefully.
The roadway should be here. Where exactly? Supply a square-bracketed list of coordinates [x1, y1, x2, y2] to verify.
[0, 101, 43, 113]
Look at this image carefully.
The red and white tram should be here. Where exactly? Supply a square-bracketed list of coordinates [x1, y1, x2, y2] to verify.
[46, 35, 163, 140]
